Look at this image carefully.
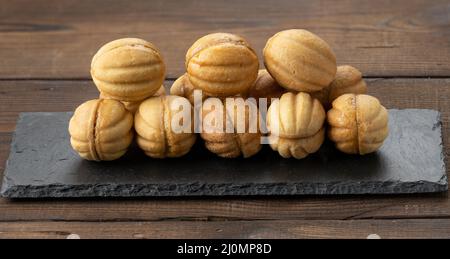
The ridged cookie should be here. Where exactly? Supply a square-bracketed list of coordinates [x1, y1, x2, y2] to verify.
[200, 97, 262, 158]
[186, 33, 259, 97]
[244, 69, 286, 105]
[308, 65, 367, 109]
[91, 38, 166, 102]
[68, 99, 134, 161]
[134, 95, 196, 158]
[170, 73, 207, 104]
[309, 87, 330, 109]
[264, 29, 337, 92]
[267, 92, 325, 159]
[170, 73, 244, 105]
[327, 94, 389, 154]
[328, 65, 367, 103]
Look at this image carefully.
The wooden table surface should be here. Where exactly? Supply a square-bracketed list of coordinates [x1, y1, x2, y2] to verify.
[0, 0, 449, 239]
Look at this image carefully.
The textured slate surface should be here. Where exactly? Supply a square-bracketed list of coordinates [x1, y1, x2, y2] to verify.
[0, 109, 447, 198]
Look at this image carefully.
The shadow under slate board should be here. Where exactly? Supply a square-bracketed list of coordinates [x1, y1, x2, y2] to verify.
[0, 109, 447, 198]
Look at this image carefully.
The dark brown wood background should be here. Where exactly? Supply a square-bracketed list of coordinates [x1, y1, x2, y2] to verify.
[0, 0, 449, 239]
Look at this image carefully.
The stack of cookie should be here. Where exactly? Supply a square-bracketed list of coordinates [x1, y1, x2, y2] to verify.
[68, 29, 389, 161]
[173, 33, 262, 158]
[261, 30, 387, 158]
[69, 38, 197, 161]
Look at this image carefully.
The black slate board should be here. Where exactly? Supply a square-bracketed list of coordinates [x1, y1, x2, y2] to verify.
[1, 109, 447, 198]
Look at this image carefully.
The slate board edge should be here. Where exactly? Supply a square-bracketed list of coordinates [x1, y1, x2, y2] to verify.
[1, 180, 448, 198]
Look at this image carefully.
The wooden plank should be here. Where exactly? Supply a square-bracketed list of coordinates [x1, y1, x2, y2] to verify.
[0, 78, 448, 133]
[1, 0, 450, 79]
[0, 219, 449, 239]
[0, 78, 448, 221]
[0, 194, 448, 222]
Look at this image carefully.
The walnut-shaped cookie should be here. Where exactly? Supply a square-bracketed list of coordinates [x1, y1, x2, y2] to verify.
[91, 38, 166, 102]
[100, 85, 165, 114]
[170, 73, 244, 105]
[309, 65, 368, 109]
[267, 92, 325, 159]
[328, 65, 367, 103]
[186, 33, 259, 97]
[170, 73, 206, 104]
[327, 94, 389, 155]
[264, 29, 337, 93]
[309, 87, 330, 109]
[244, 69, 286, 105]
[153, 85, 166, 96]
[68, 99, 134, 161]
[134, 95, 196, 158]
[200, 97, 262, 158]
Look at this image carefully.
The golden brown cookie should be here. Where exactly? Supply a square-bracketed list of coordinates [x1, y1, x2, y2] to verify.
[267, 92, 325, 159]
[309, 87, 330, 109]
[308, 65, 367, 109]
[328, 65, 367, 102]
[263, 29, 337, 93]
[244, 69, 286, 105]
[327, 94, 389, 155]
[134, 95, 197, 158]
[170, 73, 206, 104]
[100, 85, 166, 114]
[186, 33, 259, 97]
[91, 38, 166, 102]
[68, 99, 134, 161]
[170, 73, 244, 105]
[200, 97, 262, 158]
[153, 85, 166, 96]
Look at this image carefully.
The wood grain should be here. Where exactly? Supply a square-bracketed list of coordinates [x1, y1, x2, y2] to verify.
[0, 194, 448, 222]
[0, 78, 448, 132]
[0, 219, 449, 239]
[0, 78, 448, 223]
[0, 0, 449, 79]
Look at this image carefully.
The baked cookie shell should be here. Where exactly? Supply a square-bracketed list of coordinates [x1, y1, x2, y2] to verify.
[170, 73, 209, 104]
[69, 99, 134, 161]
[264, 29, 337, 92]
[267, 92, 325, 138]
[134, 95, 197, 158]
[186, 33, 259, 96]
[267, 92, 326, 159]
[200, 97, 262, 158]
[328, 65, 367, 103]
[91, 38, 166, 102]
[269, 127, 325, 159]
[245, 69, 286, 102]
[327, 94, 389, 155]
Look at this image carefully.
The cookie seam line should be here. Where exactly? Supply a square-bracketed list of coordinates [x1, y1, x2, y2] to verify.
[92, 99, 102, 161]
[355, 95, 361, 154]
[161, 96, 170, 157]
[275, 126, 324, 140]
